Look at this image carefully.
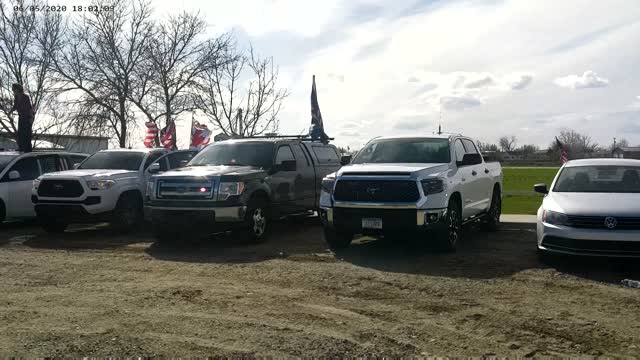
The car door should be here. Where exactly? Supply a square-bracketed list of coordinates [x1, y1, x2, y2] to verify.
[3, 156, 40, 218]
[462, 139, 492, 212]
[453, 139, 478, 219]
[271, 144, 300, 214]
[143, 151, 168, 183]
[291, 143, 315, 210]
[460, 139, 486, 216]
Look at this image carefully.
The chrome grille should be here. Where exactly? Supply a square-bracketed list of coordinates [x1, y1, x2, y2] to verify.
[157, 178, 215, 200]
[333, 179, 420, 203]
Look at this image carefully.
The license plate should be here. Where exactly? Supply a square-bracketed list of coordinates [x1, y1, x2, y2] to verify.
[362, 218, 383, 229]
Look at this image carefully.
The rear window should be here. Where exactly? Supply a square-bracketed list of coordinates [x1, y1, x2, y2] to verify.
[312, 146, 339, 163]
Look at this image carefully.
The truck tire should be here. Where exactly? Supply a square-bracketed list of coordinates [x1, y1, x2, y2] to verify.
[481, 187, 501, 232]
[436, 198, 462, 253]
[323, 227, 353, 250]
[41, 221, 67, 233]
[112, 193, 142, 232]
[235, 197, 269, 243]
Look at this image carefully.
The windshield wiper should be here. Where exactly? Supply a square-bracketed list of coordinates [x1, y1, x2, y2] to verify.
[223, 162, 249, 166]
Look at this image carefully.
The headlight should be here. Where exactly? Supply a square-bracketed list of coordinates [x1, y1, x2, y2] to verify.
[86, 180, 115, 190]
[542, 210, 569, 226]
[217, 181, 245, 201]
[321, 178, 335, 194]
[146, 180, 155, 198]
[33, 178, 41, 191]
[421, 178, 444, 195]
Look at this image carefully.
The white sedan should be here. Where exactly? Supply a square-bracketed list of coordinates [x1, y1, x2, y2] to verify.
[535, 158, 640, 258]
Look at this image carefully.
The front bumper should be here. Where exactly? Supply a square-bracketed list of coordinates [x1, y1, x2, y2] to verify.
[538, 221, 640, 257]
[34, 203, 113, 223]
[320, 205, 447, 235]
[145, 205, 247, 230]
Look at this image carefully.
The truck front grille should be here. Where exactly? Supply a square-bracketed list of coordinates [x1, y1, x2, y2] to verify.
[157, 178, 215, 200]
[38, 179, 84, 198]
[333, 180, 419, 203]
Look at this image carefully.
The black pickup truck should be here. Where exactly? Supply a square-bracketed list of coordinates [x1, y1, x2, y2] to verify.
[145, 137, 343, 242]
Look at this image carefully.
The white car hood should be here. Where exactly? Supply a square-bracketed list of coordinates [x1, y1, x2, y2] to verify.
[545, 192, 640, 217]
[40, 169, 138, 180]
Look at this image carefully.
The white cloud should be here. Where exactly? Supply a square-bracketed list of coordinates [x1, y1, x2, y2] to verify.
[504, 73, 534, 90]
[554, 70, 610, 89]
[440, 95, 483, 111]
[463, 73, 495, 89]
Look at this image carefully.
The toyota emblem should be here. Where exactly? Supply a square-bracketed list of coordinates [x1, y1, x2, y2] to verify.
[54, 184, 64, 191]
[604, 217, 617, 229]
[366, 187, 380, 195]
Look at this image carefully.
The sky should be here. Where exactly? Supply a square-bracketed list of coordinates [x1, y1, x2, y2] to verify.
[140, 0, 640, 149]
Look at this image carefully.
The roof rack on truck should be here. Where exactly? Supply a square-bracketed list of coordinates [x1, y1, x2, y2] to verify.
[234, 135, 335, 142]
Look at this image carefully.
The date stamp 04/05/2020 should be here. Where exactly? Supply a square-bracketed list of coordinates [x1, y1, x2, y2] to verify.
[13, 5, 115, 12]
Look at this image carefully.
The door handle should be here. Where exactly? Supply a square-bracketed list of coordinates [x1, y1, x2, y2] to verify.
[484, 169, 490, 174]
[472, 170, 477, 176]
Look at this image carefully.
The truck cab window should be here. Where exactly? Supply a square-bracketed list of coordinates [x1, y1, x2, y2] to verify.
[454, 139, 466, 162]
[144, 152, 166, 169]
[2, 157, 39, 181]
[275, 145, 295, 164]
[462, 139, 479, 154]
[312, 146, 340, 163]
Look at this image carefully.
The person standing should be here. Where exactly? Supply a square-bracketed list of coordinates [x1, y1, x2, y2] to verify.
[10, 83, 34, 152]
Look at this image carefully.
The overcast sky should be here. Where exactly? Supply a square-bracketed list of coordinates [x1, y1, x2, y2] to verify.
[147, 0, 640, 149]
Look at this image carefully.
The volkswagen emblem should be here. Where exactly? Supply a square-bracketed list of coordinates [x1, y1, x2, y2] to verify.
[53, 184, 64, 191]
[604, 216, 617, 229]
[366, 187, 380, 195]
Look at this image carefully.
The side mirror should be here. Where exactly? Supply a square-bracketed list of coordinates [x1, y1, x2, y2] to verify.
[8, 170, 20, 180]
[340, 155, 352, 166]
[73, 163, 81, 169]
[275, 159, 297, 172]
[178, 160, 190, 168]
[534, 183, 548, 194]
[148, 162, 161, 174]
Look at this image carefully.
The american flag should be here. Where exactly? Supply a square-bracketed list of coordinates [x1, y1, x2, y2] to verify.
[160, 120, 175, 149]
[556, 137, 568, 164]
[190, 121, 211, 149]
[143, 121, 158, 148]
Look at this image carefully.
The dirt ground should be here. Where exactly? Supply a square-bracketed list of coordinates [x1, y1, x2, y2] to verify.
[0, 218, 639, 357]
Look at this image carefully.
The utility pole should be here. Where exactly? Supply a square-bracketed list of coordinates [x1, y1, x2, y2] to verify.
[236, 108, 243, 138]
[438, 107, 442, 134]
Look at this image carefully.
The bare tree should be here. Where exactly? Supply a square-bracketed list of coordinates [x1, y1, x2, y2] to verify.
[610, 138, 629, 151]
[0, 0, 70, 143]
[195, 44, 289, 138]
[129, 12, 229, 147]
[50, 0, 153, 148]
[554, 129, 599, 155]
[499, 136, 517, 152]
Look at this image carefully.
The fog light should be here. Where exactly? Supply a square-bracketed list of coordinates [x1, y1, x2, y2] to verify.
[425, 213, 439, 224]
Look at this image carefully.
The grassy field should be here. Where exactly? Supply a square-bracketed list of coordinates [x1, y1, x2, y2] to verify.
[501, 167, 559, 215]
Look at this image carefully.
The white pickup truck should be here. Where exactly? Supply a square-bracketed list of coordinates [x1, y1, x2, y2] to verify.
[319, 134, 503, 252]
[31, 148, 197, 233]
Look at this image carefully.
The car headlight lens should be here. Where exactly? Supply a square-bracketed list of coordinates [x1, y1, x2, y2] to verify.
[146, 180, 155, 198]
[421, 178, 444, 195]
[217, 181, 245, 201]
[543, 210, 569, 226]
[87, 180, 115, 190]
[33, 178, 41, 191]
[321, 178, 335, 194]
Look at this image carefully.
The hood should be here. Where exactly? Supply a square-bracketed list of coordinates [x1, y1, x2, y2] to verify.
[337, 163, 449, 177]
[155, 165, 264, 178]
[545, 192, 640, 217]
[40, 169, 137, 179]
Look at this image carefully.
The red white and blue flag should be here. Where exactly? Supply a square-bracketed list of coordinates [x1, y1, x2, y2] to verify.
[160, 120, 175, 149]
[556, 137, 568, 164]
[143, 121, 158, 148]
[190, 121, 211, 149]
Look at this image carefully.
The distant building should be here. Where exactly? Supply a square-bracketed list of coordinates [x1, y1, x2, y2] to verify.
[612, 147, 640, 159]
[0, 133, 109, 153]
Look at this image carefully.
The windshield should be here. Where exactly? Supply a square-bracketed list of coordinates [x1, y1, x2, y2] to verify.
[352, 138, 451, 164]
[553, 166, 640, 193]
[189, 142, 275, 168]
[78, 152, 145, 171]
[0, 154, 17, 173]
